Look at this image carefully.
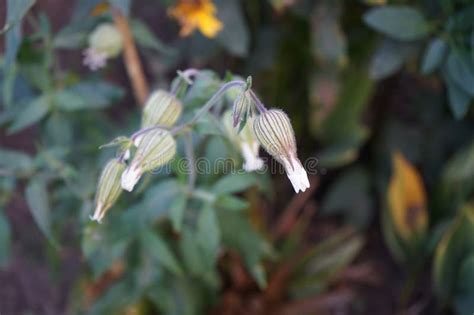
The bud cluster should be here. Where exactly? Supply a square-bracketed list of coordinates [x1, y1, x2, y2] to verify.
[92, 72, 310, 223]
[92, 88, 181, 222]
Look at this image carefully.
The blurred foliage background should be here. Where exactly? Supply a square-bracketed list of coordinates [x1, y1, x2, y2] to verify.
[1, 0, 474, 314]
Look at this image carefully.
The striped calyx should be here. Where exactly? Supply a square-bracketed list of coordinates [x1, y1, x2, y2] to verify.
[121, 129, 176, 191]
[92, 159, 126, 222]
[141, 90, 182, 128]
[253, 109, 310, 193]
[253, 109, 296, 159]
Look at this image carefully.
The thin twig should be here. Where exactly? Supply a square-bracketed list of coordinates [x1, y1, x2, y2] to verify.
[273, 176, 319, 239]
[112, 9, 149, 105]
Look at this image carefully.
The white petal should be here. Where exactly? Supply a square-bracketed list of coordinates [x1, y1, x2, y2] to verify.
[283, 156, 310, 193]
[133, 134, 144, 147]
[241, 142, 264, 172]
[121, 163, 142, 192]
[90, 202, 104, 223]
[82, 48, 108, 71]
[123, 149, 131, 161]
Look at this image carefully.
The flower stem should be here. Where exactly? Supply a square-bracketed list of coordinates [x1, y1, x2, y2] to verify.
[249, 89, 268, 113]
[173, 80, 246, 134]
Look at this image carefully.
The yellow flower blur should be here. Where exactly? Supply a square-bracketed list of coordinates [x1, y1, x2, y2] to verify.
[169, 0, 223, 38]
[387, 151, 428, 240]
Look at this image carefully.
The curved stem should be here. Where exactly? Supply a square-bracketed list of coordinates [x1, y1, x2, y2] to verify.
[171, 68, 200, 95]
[131, 125, 169, 142]
[173, 80, 246, 134]
[249, 89, 268, 113]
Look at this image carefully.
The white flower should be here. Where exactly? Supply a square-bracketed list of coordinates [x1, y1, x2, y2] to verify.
[121, 129, 177, 192]
[121, 162, 142, 192]
[222, 111, 263, 172]
[281, 154, 310, 193]
[90, 201, 104, 223]
[83, 48, 108, 71]
[83, 23, 123, 71]
[240, 142, 264, 172]
[253, 109, 310, 193]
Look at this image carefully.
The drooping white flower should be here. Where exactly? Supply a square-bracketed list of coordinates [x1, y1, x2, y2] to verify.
[121, 129, 176, 192]
[240, 142, 264, 172]
[253, 109, 310, 193]
[121, 161, 142, 192]
[83, 23, 123, 71]
[222, 111, 264, 172]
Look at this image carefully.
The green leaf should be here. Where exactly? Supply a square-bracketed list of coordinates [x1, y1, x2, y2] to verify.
[454, 254, 474, 315]
[320, 167, 373, 230]
[0, 148, 34, 173]
[8, 96, 50, 134]
[212, 173, 258, 195]
[290, 231, 364, 298]
[131, 19, 175, 55]
[25, 178, 55, 244]
[169, 197, 187, 232]
[364, 6, 430, 41]
[82, 222, 130, 278]
[3, 0, 36, 67]
[197, 206, 220, 266]
[215, 194, 249, 211]
[215, 0, 250, 56]
[434, 206, 474, 300]
[53, 19, 96, 49]
[141, 229, 183, 276]
[55, 81, 124, 111]
[421, 38, 448, 74]
[0, 211, 11, 267]
[369, 39, 418, 80]
[218, 210, 270, 281]
[445, 75, 471, 119]
[143, 179, 182, 220]
[447, 51, 474, 96]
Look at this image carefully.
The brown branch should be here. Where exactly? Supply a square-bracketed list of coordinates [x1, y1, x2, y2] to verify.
[112, 9, 149, 105]
[273, 176, 319, 239]
[275, 288, 355, 315]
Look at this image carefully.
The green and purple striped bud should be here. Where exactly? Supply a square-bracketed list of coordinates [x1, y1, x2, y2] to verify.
[141, 90, 183, 128]
[91, 159, 126, 222]
[121, 129, 177, 192]
[232, 90, 253, 128]
[253, 109, 310, 193]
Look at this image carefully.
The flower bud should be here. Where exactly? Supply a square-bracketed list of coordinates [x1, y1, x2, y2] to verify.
[141, 90, 183, 128]
[222, 111, 263, 172]
[83, 23, 123, 71]
[253, 109, 310, 193]
[89, 23, 123, 58]
[121, 129, 176, 191]
[232, 90, 253, 128]
[91, 159, 126, 223]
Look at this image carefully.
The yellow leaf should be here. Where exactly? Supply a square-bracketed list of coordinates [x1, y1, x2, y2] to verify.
[387, 151, 428, 240]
